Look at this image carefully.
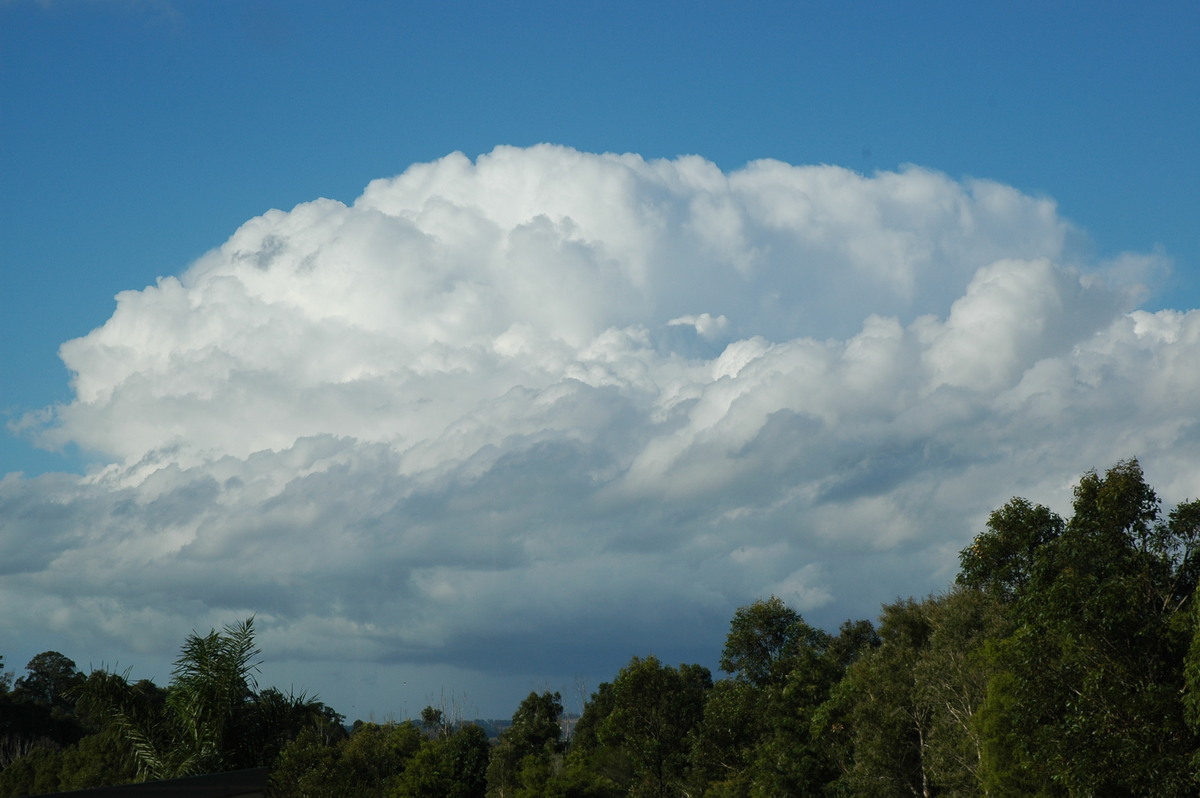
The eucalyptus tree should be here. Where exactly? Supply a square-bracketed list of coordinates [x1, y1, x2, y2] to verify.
[486, 690, 565, 797]
[693, 598, 876, 797]
[965, 461, 1200, 796]
[579, 656, 710, 798]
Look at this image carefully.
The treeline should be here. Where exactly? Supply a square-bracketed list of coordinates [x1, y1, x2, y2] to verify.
[4, 459, 1200, 796]
[0, 619, 347, 795]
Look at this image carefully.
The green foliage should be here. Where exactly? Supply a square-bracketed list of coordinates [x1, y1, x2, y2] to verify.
[241, 687, 345, 769]
[272, 721, 423, 798]
[55, 617, 341, 788]
[0, 665, 164, 796]
[13, 652, 84, 715]
[275, 720, 491, 798]
[912, 588, 1005, 796]
[744, 635, 841, 797]
[113, 617, 263, 779]
[0, 651, 87, 754]
[0, 627, 333, 796]
[832, 598, 935, 797]
[0, 744, 64, 797]
[394, 722, 489, 798]
[975, 670, 1050, 798]
[958, 497, 1064, 601]
[54, 730, 140, 792]
[971, 460, 1200, 796]
[569, 681, 632, 789]
[720, 597, 812, 688]
[508, 690, 565, 754]
[72, 670, 165, 736]
[694, 602, 876, 798]
[591, 656, 710, 798]
[537, 749, 623, 798]
[419, 705, 446, 737]
[487, 690, 565, 797]
[269, 726, 346, 798]
[687, 678, 759, 794]
[570, 681, 614, 756]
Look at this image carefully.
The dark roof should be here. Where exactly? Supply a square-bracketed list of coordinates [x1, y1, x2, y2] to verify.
[29, 768, 269, 798]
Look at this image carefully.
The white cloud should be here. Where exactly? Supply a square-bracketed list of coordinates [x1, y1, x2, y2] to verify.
[5, 144, 1198, 716]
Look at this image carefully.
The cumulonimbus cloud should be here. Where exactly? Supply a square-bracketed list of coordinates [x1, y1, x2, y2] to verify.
[3, 144, 1196, 713]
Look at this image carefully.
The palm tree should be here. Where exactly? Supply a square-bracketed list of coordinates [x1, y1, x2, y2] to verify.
[120, 617, 262, 780]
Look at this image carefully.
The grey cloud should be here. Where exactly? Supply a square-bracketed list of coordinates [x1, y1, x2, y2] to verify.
[0, 473, 97, 575]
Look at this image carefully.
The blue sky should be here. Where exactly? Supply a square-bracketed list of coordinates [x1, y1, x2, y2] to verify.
[1, 0, 1199, 718]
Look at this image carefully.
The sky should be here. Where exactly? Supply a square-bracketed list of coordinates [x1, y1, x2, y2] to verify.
[1, 0, 1199, 720]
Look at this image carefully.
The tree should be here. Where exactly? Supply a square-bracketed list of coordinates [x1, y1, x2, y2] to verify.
[1, 651, 86, 758]
[957, 497, 1063, 601]
[687, 678, 760, 795]
[13, 652, 84, 714]
[52, 730, 141, 793]
[272, 721, 423, 798]
[597, 656, 710, 798]
[567, 681, 630, 791]
[973, 460, 1200, 796]
[694, 600, 875, 797]
[47, 670, 166, 791]
[826, 589, 1004, 797]
[0, 744, 64, 797]
[507, 690, 565, 754]
[720, 597, 813, 688]
[828, 597, 936, 798]
[240, 686, 345, 768]
[911, 588, 1005, 796]
[72, 670, 165, 737]
[487, 691, 565, 797]
[115, 617, 262, 778]
[396, 723, 489, 798]
[744, 617, 884, 798]
[420, 706, 445, 736]
[113, 617, 335, 781]
[540, 754, 624, 798]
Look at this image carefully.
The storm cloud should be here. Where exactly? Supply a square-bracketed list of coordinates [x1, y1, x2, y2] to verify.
[5, 145, 1196, 715]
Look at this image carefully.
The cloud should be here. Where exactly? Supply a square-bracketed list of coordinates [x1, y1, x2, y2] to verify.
[3, 144, 1195, 715]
